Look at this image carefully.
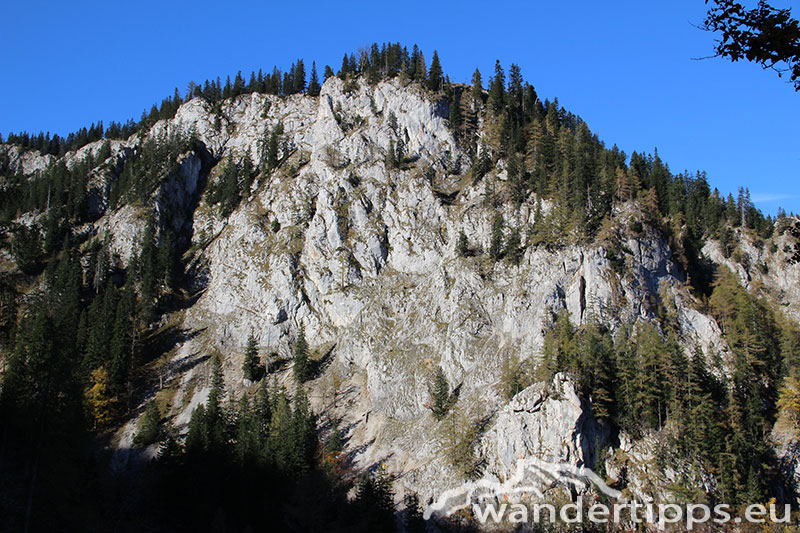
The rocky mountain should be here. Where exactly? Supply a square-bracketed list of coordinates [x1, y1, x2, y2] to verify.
[3, 64, 800, 529]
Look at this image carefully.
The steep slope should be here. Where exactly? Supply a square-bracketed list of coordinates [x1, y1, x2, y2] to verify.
[86, 78, 729, 497]
[3, 69, 800, 528]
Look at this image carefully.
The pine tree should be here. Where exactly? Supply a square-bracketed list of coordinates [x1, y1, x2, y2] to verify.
[290, 384, 317, 472]
[354, 467, 396, 532]
[429, 366, 450, 420]
[504, 226, 523, 265]
[427, 50, 443, 91]
[134, 399, 163, 446]
[294, 59, 306, 94]
[235, 395, 260, 464]
[489, 213, 504, 260]
[414, 49, 427, 81]
[328, 417, 343, 454]
[185, 404, 209, 454]
[456, 231, 469, 257]
[307, 61, 321, 96]
[471, 68, 483, 104]
[269, 387, 293, 469]
[11, 224, 42, 275]
[508, 63, 524, 113]
[254, 378, 271, 438]
[489, 60, 506, 111]
[207, 354, 225, 428]
[293, 324, 311, 382]
[403, 493, 426, 533]
[237, 150, 254, 198]
[243, 332, 259, 381]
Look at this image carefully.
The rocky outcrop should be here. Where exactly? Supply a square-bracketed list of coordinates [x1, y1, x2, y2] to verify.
[7, 75, 795, 507]
[480, 373, 607, 482]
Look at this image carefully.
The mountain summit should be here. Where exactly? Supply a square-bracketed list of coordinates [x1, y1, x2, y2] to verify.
[2, 46, 800, 530]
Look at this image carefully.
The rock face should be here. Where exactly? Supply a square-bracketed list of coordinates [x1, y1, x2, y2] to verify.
[479, 373, 607, 482]
[4, 75, 799, 506]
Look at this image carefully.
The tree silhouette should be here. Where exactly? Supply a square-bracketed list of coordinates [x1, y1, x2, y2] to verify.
[703, 0, 800, 90]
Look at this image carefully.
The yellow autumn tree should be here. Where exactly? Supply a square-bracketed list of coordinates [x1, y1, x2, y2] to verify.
[86, 366, 116, 427]
[778, 376, 800, 432]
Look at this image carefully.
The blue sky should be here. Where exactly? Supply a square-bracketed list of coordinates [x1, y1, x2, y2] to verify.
[1, 0, 798, 215]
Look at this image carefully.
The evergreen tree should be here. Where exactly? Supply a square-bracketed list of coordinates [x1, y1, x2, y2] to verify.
[429, 366, 450, 420]
[508, 63, 524, 113]
[489, 213, 504, 260]
[307, 61, 321, 96]
[353, 467, 396, 532]
[206, 355, 225, 426]
[504, 226, 523, 265]
[243, 332, 259, 381]
[449, 92, 462, 131]
[185, 404, 209, 454]
[134, 399, 163, 446]
[414, 49, 427, 81]
[294, 59, 306, 94]
[290, 384, 317, 472]
[328, 417, 343, 454]
[268, 387, 293, 469]
[456, 230, 469, 257]
[471, 68, 483, 103]
[11, 224, 42, 275]
[427, 50, 443, 91]
[489, 60, 506, 111]
[255, 378, 271, 438]
[293, 324, 311, 382]
[403, 493, 426, 533]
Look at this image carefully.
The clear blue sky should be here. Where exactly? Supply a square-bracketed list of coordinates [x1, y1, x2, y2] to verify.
[1, 0, 798, 215]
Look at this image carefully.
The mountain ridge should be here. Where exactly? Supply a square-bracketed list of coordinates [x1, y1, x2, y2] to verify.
[2, 51, 800, 530]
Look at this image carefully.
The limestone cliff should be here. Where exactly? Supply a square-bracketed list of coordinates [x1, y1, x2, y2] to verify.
[3, 75, 800, 515]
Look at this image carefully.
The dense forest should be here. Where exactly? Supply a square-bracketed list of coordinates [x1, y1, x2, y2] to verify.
[1, 42, 800, 531]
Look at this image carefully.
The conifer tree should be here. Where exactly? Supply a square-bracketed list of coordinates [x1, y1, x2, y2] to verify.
[456, 231, 469, 257]
[449, 92, 462, 132]
[207, 354, 224, 426]
[427, 51, 443, 91]
[293, 324, 311, 382]
[254, 378, 271, 437]
[354, 467, 396, 531]
[291, 384, 317, 472]
[471, 68, 483, 103]
[185, 404, 209, 454]
[243, 332, 259, 381]
[268, 387, 293, 469]
[504, 226, 523, 265]
[294, 59, 306, 94]
[429, 366, 450, 420]
[328, 417, 343, 454]
[489, 213, 504, 260]
[403, 493, 426, 533]
[489, 60, 506, 111]
[307, 61, 321, 96]
[86, 366, 116, 427]
[414, 50, 427, 81]
[12, 224, 42, 275]
[135, 399, 163, 446]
